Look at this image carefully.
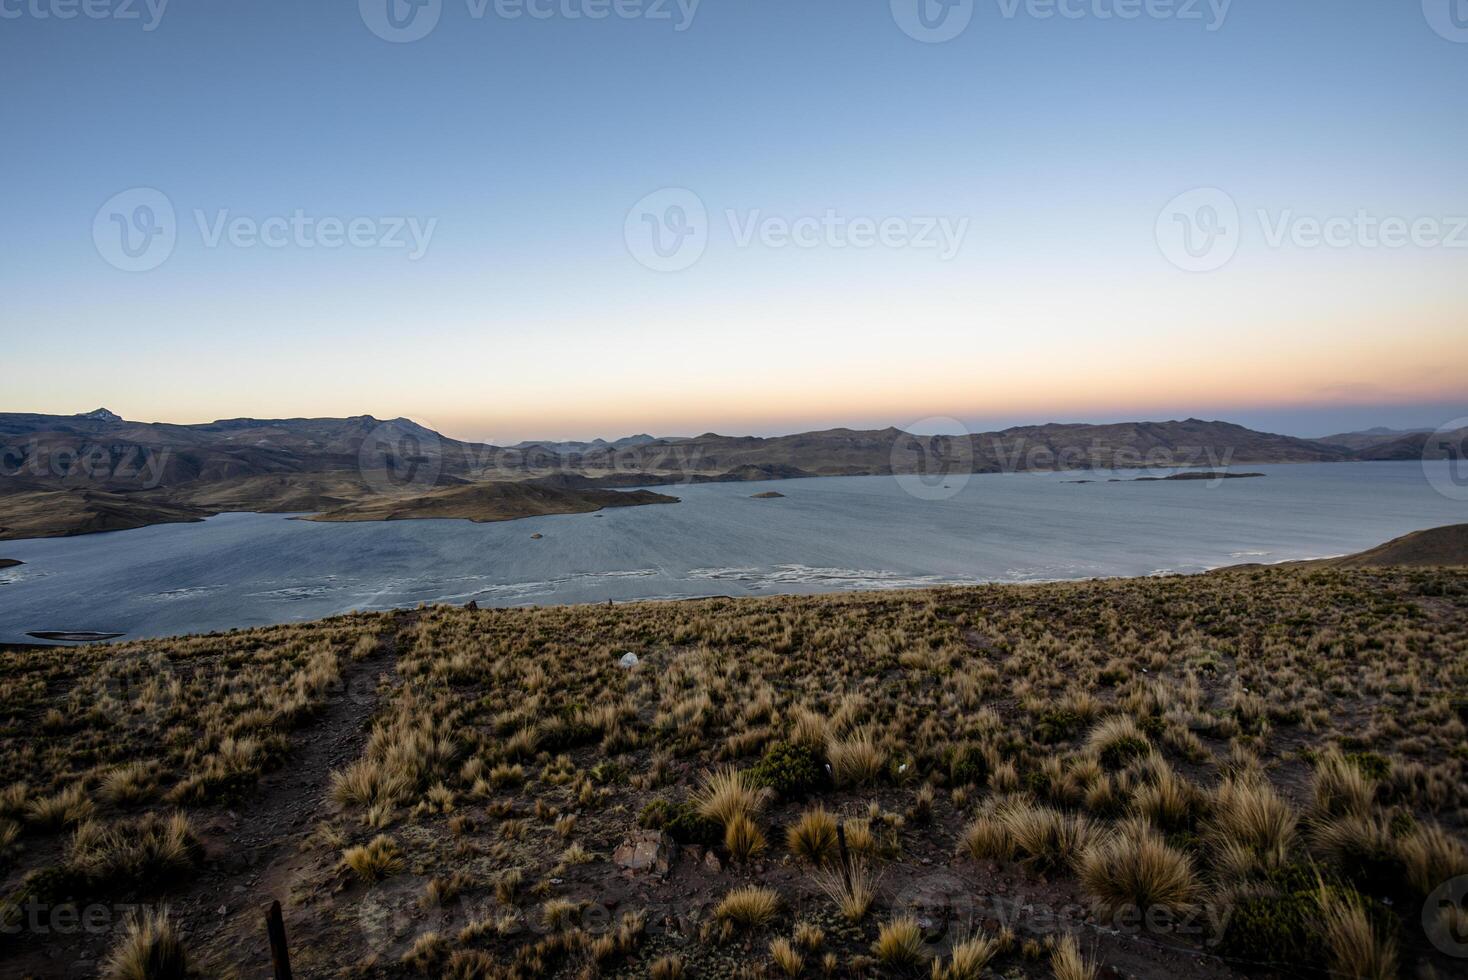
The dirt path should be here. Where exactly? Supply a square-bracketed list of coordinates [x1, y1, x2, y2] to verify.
[165, 616, 409, 978]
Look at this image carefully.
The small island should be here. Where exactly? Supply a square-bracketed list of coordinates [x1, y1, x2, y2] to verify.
[750, 491, 786, 499]
[305, 481, 679, 525]
[0, 559, 22, 569]
[1136, 471, 1266, 482]
[1067, 471, 1267, 484]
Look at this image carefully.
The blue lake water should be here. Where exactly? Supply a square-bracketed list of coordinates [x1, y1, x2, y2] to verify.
[1, 462, 1464, 643]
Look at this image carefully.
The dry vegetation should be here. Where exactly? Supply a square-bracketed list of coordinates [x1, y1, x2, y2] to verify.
[1, 565, 1467, 978]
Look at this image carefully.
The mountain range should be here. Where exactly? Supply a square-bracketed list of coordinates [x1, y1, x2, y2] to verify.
[0, 410, 1460, 539]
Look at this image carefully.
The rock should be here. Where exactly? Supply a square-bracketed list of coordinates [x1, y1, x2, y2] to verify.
[613, 830, 671, 874]
[530, 533, 543, 540]
[704, 850, 723, 874]
[750, 491, 785, 499]
[618, 652, 640, 669]
[465, 600, 478, 611]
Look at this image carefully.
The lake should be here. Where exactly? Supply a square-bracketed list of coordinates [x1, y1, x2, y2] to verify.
[1, 461, 1464, 644]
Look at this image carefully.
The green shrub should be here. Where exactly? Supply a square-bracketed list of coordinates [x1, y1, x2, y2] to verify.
[1218, 886, 1324, 967]
[638, 799, 673, 830]
[1345, 752, 1390, 781]
[749, 742, 827, 800]
[1099, 736, 1149, 770]
[947, 743, 988, 787]
[1034, 710, 1080, 744]
[1137, 715, 1167, 740]
[1217, 866, 1395, 971]
[658, 801, 721, 848]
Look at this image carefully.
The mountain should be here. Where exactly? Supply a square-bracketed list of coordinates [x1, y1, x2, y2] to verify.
[0, 410, 1400, 540]
[509, 434, 660, 455]
[1315, 425, 1467, 461]
[1319, 426, 1433, 452]
[580, 419, 1351, 481]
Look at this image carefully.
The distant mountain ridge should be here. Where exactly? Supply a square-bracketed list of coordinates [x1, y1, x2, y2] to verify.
[509, 434, 661, 455]
[0, 408, 1448, 539]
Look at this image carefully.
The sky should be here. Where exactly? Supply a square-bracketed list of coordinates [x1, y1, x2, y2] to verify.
[2, 0, 1465, 443]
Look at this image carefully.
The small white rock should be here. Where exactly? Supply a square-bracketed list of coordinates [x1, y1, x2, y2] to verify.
[618, 652, 639, 669]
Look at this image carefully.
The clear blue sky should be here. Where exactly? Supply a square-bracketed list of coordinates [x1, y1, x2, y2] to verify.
[2, 0, 1465, 441]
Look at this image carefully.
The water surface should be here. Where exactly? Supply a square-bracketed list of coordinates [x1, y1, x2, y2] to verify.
[1, 462, 1463, 643]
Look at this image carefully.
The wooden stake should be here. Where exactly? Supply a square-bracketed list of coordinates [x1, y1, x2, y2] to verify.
[265, 900, 293, 980]
[836, 822, 852, 890]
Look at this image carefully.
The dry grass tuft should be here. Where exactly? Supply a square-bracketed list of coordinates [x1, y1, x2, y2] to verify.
[1000, 800, 1095, 872]
[814, 858, 879, 923]
[1399, 821, 1468, 896]
[103, 906, 190, 980]
[649, 955, 685, 980]
[342, 834, 404, 882]
[933, 932, 1003, 980]
[70, 812, 201, 887]
[725, 812, 768, 862]
[1078, 823, 1200, 914]
[1311, 751, 1377, 819]
[693, 766, 767, 828]
[959, 811, 1014, 861]
[27, 785, 95, 829]
[871, 915, 926, 970]
[1049, 933, 1097, 980]
[1208, 775, 1296, 873]
[787, 806, 839, 865]
[827, 729, 886, 787]
[716, 885, 782, 930]
[770, 936, 805, 977]
[1315, 884, 1397, 980]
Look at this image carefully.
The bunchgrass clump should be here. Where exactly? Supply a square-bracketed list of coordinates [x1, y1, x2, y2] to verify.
[786, 806, 839, 865]
[342, 834, 404, 882]
[814, 858, 879, 923]
[872, 915, 926, 970]
[1078, 823, 1200, 915]
[716, 885, 781, 930]
[1049, 933, 1097, 980]
[692, 766, 767, 828]
[103, 906, 190, 980]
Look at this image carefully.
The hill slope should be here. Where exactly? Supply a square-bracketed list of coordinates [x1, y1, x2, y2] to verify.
[1328, 523, 1468, 567]
[2, 565, 1465, 979]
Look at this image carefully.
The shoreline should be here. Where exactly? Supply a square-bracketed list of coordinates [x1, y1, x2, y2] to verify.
[0, 458, 1422, 545]
[5, 524, 1461, 649]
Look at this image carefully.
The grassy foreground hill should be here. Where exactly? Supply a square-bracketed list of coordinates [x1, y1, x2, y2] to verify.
[2, 559, 1467, 978]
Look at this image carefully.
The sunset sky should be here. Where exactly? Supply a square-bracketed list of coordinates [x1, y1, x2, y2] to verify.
[2, 1, 1464, 443]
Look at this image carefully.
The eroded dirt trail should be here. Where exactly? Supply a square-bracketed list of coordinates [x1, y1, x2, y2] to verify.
[176, 616, 410, 977]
